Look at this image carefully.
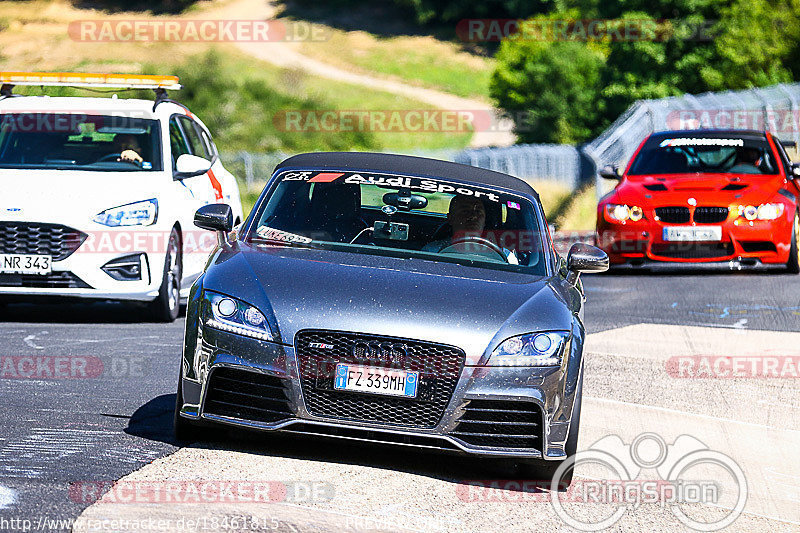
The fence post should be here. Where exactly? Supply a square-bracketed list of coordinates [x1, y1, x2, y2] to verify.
[239, 151, 254, 190]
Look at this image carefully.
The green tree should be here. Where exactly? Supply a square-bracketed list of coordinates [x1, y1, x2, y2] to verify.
[490, 39, 607, 143]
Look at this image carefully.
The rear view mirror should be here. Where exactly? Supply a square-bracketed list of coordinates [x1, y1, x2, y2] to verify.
[194, 204, 233, 247]
[175, 154, 212, 179]
[383, 189, 428, 211]
[599, 165, 621, 180]
[566, 242, 608, 284]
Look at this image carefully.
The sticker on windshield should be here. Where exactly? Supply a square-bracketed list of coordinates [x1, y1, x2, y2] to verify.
[507, 201, 521, 210]
[255, 226, 313, 244]
[659, 138, 744, 147]
[278, 170, 501, 202]
[309, 172, 344, 183]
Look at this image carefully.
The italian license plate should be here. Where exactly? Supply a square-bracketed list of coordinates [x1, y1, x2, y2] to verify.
[663, 226, 722, 242]
[333, 363, 419, 398]
[0, 254, 52, 275]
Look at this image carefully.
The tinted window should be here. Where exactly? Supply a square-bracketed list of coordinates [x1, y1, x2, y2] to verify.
[248, 170, 548, 275]
[179, 116, 211, 160]
[629, 136, 778, 175]
[168, 117, 190, 165]
[0, 113, 162, 171]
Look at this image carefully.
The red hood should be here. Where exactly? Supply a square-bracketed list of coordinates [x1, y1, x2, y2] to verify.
[614, 173, 786, 207]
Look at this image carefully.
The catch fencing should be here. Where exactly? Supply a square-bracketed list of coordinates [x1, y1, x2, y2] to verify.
[222, 81, 800, 197]
[222, 145, 583, 192]
[584, 82, 800, 197]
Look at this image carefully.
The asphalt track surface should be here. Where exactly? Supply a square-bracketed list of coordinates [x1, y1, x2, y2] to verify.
[1, 270, 799, 531]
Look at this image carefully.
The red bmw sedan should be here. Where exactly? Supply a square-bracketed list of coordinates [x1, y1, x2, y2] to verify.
[596, 129, 800, 272]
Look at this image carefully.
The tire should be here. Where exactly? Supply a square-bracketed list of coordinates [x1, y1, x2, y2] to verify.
[519, 373, 583, 490]
[149, 227, 182, 322]
[787, 212, 800, 274]
[173, 374, 203, 443]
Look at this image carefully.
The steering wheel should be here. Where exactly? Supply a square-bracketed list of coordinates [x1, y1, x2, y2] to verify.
[439, 235, 508, 262]
[96, 153, 140, 166]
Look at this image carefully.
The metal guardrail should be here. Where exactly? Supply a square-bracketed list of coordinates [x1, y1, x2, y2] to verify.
[584, 82, 800, 198]
[223, 82, 800, 198]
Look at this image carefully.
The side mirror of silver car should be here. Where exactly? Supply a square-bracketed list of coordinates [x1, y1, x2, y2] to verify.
[566, 242, 609, 284]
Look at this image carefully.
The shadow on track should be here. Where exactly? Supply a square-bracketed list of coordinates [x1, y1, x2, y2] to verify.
[125, 394, 553, 494]
[0, 301, 186, 324]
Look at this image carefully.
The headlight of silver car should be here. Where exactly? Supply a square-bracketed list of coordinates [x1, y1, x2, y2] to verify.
[202, 291, 273, 341]
[489, 331, 569, 366]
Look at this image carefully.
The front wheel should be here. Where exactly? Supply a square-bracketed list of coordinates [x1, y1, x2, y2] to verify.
[149, 227, 182, 322]
[787, 212, 800, 274]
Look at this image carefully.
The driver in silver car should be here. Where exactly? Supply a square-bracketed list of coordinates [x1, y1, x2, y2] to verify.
[423, 195, 518, 264]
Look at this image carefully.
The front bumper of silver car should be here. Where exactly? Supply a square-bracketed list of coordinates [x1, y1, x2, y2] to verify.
[179, 325, 583, 460]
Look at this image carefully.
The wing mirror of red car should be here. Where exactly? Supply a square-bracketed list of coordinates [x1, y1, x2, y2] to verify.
[790, 163, 800, 179]
[599, 164, 622, 180]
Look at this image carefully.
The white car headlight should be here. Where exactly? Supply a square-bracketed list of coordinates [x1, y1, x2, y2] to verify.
[737, 203, 784, 221]
[489, 331, 569, 366]
[203, 291, 273, 341]
[93, 198, 158, 227]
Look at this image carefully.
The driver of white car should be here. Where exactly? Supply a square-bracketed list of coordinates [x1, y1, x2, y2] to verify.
[111, 133, 144, 165]
[423, 194, 519, 264]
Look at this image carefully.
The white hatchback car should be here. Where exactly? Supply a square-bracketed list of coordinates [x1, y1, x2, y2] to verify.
[0, 73, 243, 321]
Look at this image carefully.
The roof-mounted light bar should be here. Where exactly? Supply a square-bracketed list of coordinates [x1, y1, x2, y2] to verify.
[0, 72, 181, 90]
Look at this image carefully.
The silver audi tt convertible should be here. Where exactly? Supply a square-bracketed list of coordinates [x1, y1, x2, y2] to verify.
[175, 152, 608, 480]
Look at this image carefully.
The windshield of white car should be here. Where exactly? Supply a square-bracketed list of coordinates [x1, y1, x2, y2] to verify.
[247, 170, 549, 275]
[628, 136, 778, 175]
[0, 113, 163, 171]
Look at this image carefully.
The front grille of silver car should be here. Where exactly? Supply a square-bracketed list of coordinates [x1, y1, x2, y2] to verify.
[295, 330, 465, 429]
[204, 367, 293, 423]
[0, 222, 87, 261]
[451, 399, 542, 450]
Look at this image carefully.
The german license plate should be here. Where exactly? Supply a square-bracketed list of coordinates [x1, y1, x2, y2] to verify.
[663, 226, 722, 242]
[0, 254, 52, 275]
[333, 363, 419, 398]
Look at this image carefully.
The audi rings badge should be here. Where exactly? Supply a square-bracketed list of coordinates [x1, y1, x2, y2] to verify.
[351, 341, 408, 367]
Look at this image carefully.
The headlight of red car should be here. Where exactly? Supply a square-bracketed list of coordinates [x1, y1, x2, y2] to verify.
[736, 203, 785, 221]
[605, 204, 644, 222]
